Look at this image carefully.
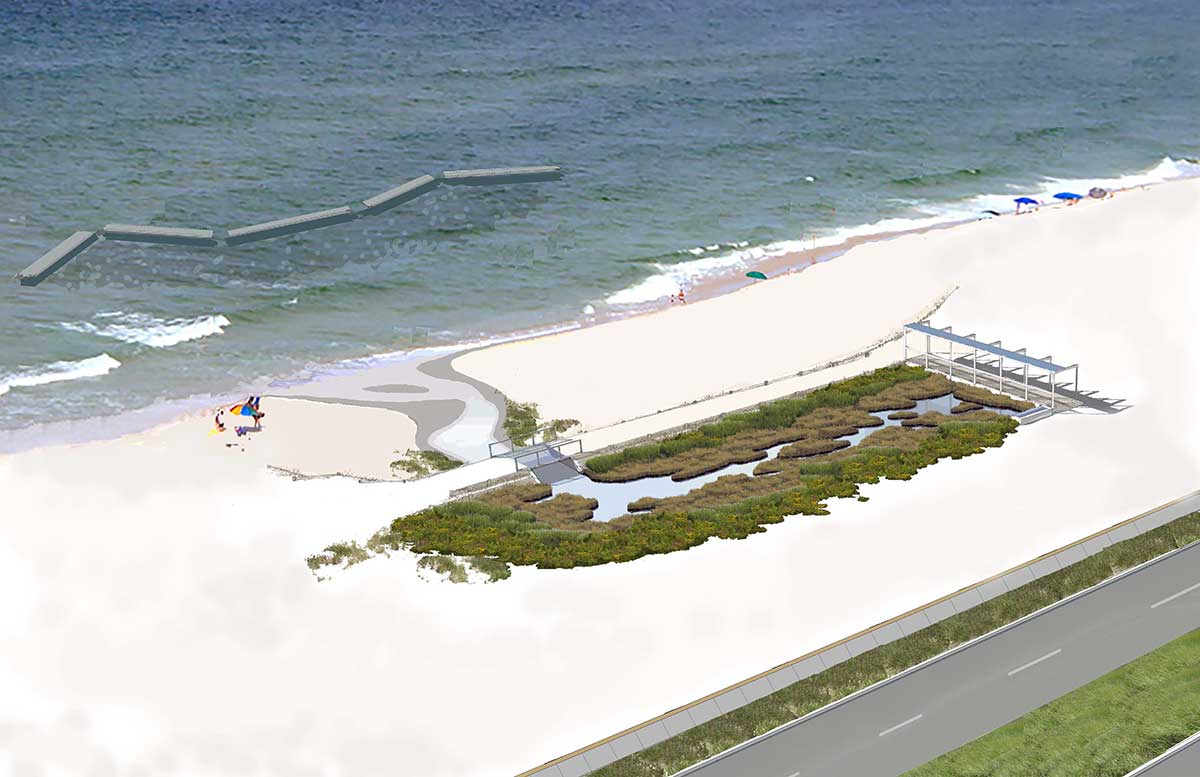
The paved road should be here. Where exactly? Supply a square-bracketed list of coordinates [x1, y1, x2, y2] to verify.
[1131, 731, 1200, 776]
[682, 541, 1200, 777]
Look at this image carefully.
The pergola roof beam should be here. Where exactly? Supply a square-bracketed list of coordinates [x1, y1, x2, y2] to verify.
[905, 321, 1070, 373]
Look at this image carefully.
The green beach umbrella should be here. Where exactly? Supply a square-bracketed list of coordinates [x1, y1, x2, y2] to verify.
[746, 271, 767, 280]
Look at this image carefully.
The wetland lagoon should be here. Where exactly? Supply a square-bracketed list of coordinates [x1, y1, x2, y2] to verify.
[308, 365, 1035, 581]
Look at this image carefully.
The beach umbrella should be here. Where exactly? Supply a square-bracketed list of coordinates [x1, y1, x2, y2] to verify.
[1088, 187, 1108, 199]
[746, 271, 767, 280]
[1013, 196, 1039, 214]
[230, 402, 256, 417]
[1053, 192, 1083, 201]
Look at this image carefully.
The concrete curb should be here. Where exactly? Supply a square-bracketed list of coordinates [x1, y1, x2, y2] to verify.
[515, 488, 1200, 777]
[1123, 728, 1200, 775]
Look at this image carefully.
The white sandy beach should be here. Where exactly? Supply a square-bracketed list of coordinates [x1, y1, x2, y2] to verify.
[2, 179, 1199, 776]
[90, 396, 421, 482]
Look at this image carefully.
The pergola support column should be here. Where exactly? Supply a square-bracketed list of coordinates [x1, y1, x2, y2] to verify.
[902, 322, 1077, 413]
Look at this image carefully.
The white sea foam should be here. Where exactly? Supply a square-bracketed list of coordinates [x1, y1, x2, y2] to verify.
[605, 240, 807, 305]
[354, 321, 587, 366]
[61, 312, 231, 348]
[0, 354, 122, 397]
[604, 156, 1200, 306]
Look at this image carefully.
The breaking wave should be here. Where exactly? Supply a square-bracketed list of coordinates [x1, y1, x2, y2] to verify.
[0, 354, 122, 397]
[61, 312, 231, 348]
[604, 156, 1200, 306]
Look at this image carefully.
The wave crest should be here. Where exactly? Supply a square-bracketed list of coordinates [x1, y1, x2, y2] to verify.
[603, 156, 1200, 306]
[0, 354, 121, 397]
[61, 312, 230, 348]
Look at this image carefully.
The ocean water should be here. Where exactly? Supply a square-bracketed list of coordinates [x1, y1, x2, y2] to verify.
[1, 0, 1198, 435]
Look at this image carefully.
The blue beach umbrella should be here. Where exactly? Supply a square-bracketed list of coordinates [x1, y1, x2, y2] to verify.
[1053, 192, 1083, 201]
[1014, 197, 1039, 205]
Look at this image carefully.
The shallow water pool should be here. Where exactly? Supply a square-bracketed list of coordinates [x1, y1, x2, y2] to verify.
[545, 394, 1018, 522]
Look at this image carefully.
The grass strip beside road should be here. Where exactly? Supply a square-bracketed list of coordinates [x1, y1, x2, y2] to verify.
[905, 627, 1200, 776]
[591, 511, 1200, 777]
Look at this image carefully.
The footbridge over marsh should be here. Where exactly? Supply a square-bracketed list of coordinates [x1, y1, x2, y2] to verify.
[489, 432, 584, 485]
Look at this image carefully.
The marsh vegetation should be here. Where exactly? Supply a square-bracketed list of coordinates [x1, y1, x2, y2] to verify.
[389, 449, 463, 478]
[315, 367, 1027, 579]
[309, 367, 1034, 581]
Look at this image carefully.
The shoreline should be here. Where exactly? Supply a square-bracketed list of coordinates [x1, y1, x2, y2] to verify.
[0, 223, 930, 457]
[2, 174, 1198, 777]
[0, 174, 1187, 461]
[450, 177, 1185, 436]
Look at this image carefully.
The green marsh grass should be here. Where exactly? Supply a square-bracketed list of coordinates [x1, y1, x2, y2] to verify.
[584, 366, 933, 476]
[375, 414, 1017, 569]
[389, 449, 463, 477]
[504, 399, 541, 447]
[952, 385, 1035, 412]
[309, 369, 1028, 578]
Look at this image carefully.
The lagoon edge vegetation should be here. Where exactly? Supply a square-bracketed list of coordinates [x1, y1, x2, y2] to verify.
[308, 365, 1030, 578]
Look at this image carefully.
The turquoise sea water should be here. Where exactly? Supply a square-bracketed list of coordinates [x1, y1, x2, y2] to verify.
[1, 0, 1198, 435]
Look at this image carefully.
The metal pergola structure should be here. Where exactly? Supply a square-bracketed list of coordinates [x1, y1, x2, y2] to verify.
[903, 321, 1080, 410]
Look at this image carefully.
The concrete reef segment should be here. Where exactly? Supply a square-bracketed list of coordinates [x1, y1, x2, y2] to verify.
[225, 206, 358, 246]
[360, 173, 440, 214]
[17, 231, 98, 286]
[101, 224, 219, 247]
[439, 166, 563, 186]
[13, 165, 563, 286]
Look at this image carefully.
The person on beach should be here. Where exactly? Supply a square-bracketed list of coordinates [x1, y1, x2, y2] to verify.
[214, 408, 225, 433]
[677, 289, 686, 304]
[250, 396, 265, 430]
[227, 397, 264, 433]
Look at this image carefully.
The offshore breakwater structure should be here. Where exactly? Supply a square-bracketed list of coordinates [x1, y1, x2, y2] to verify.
[13, 166, 563, 286]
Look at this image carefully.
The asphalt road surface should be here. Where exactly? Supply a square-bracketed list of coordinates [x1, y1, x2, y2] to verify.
[681, 541, 1200, 777]
[1133, 732, 1200, 776]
